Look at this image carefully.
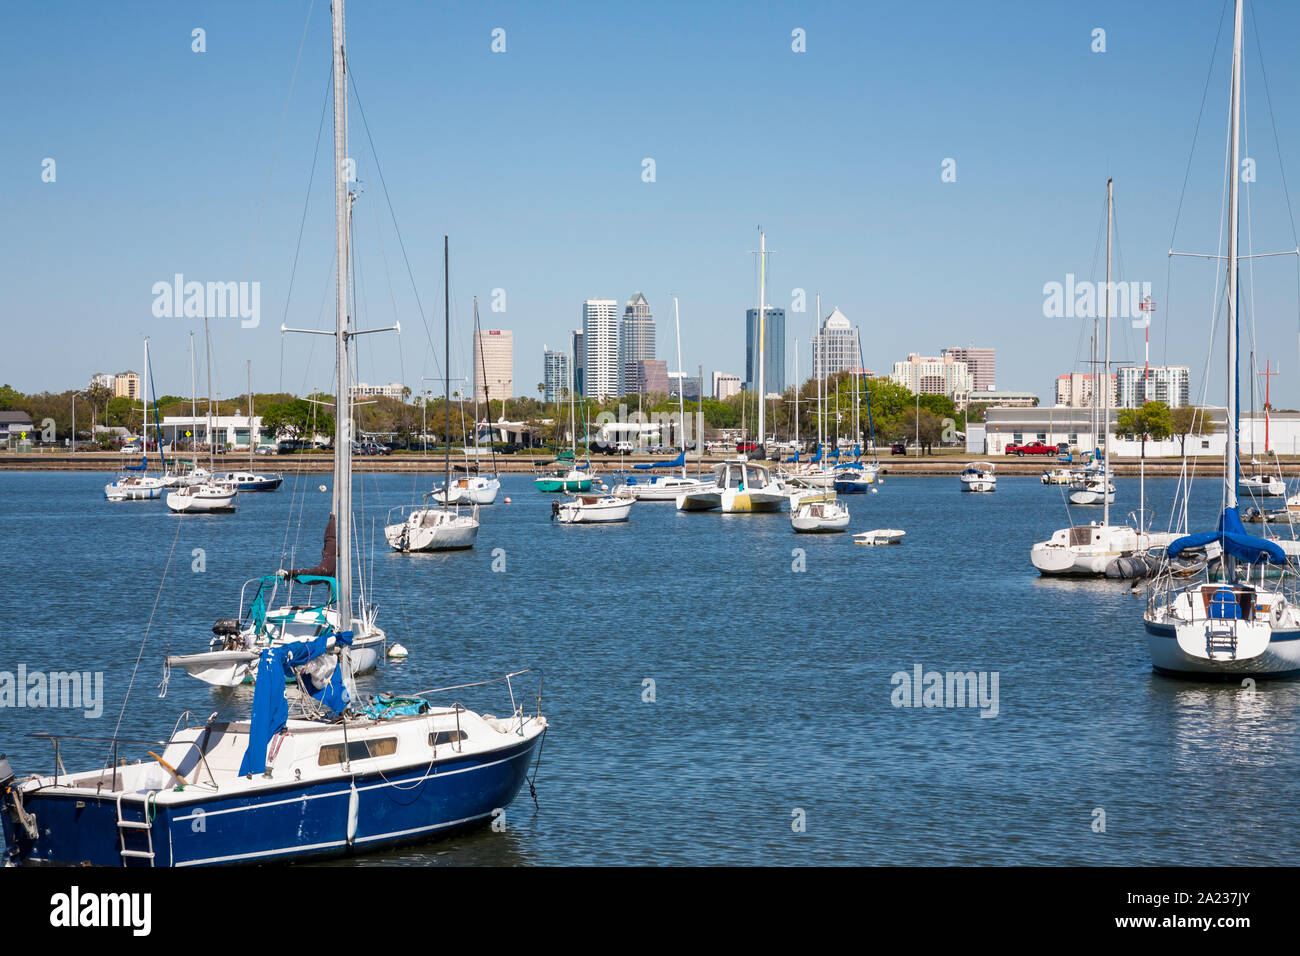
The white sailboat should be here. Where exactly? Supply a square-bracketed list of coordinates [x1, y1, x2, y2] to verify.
[104, 339, 167, 501]
[433, 297, 501, 505]
[167, 319, 237, 514]
[612, 297, 709, 501]
[386, 237, 480, 552]
[1033, 180, 1173, 576]
[1144, 0, 1300, 678]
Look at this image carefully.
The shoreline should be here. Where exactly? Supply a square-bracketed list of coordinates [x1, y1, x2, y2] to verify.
[0, 451, 1261, 477]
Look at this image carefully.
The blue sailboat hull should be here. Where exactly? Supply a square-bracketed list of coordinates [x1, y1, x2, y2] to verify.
[3, 735, 540, 867]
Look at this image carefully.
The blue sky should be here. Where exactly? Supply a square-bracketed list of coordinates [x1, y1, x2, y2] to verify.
[5, 1, 1300, 409]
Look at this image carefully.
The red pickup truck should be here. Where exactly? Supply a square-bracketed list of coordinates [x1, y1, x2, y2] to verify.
[1005, 441, 1059, 456]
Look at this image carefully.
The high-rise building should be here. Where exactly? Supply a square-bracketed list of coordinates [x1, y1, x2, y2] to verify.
[582, 299, 619, 400]
[619, 292, 656, 397]
[91, 373, 116, 390]
[941, 346, 996, 392]
[113, 371, 141, 399]
[543, 347, 570, 403]
[712, 371, 741, 400]
[473, 329, 513, 403]
[811, 307, 861, 380]
[890, 353, 973, 401]
[1054, 372, 1118, 409]
[627, 359, 669, 396]
[668, 372, 702, 401]
[1116, 365, 1190, 408]
[571, 329, 584, 397]
[744, 306, 785, 396]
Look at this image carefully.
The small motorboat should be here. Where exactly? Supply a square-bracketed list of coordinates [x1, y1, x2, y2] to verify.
[790, 499, 850, 533]
[611, 472, 710, 501]
[553, 494, 632, 524]
[385, 504, 479, 551]
[854, 529, 905, 546]
[221, 470, 283, 492]
[166, 481, 238, 514]
[959, 462, 996, 493]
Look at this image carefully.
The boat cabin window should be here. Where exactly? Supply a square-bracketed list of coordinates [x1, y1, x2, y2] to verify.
[318, 736, 398, 766]
[430, 730, 468, 747]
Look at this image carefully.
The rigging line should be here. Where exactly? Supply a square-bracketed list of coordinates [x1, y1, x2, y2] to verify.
[347, 71, 443, 387]
[106, 513, 185, 769]
[244, 0, 317, 275]
[1169, 0, 1232, 250]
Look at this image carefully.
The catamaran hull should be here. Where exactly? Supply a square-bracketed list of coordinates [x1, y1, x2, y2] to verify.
[1144, 621, 1300, 678]
[721, 490, 785, 513]
[1, 736, 541, 867]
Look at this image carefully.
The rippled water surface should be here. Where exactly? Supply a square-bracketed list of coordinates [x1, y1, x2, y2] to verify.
[1, 468, 1297, 865]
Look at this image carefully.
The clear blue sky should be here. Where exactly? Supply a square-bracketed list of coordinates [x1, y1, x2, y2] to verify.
[5, 0, 1300, 409]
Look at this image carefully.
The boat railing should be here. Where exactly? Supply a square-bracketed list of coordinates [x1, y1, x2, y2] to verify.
[27, 731, 171, 791]
[410, 667, 544, 735]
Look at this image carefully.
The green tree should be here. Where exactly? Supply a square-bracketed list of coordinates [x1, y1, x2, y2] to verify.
[1169, 404, 1218, 457]
[1117, 401, 1175, 458]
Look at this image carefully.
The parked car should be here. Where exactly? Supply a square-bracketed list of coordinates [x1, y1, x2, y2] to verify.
[1004, 441, 1057, 457]
[736, 441, 760, 454]
[254, 443, 278, 455]
[615, 441, 635, 453]
[890, 442, 907, 455]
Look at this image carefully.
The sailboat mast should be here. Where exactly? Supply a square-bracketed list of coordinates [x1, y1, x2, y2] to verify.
[204, 318, 215, 475]
[142, 339, 149, 470]
[794, 339, 799, 449]
[756, 228, 767, 447]
[674, 296, 685, 472]
[444, 236, 451, 495]
[1226, 0, 1243, 510]
[1103, 178, 1112, 528]
[816, 292, 823, 453]
[247, 360, 254, 468]
[189, 332, 196, 455]
[331, 0, 353, 632]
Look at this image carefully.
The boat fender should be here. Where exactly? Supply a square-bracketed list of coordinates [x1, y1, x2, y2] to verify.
[346, 781, 359, 845]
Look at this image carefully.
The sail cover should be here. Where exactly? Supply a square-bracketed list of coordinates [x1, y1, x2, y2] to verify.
[634, 451, 685, 470]
[238, 630, 354, 776]
[286, 514, 337, 579]
[1167, 506, 1286, 564]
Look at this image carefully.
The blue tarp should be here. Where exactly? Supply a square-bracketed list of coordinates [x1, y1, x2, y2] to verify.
[237, 630, 354, 776]
[633, 451, 685, 471]
[1167, 506, 1286, 564]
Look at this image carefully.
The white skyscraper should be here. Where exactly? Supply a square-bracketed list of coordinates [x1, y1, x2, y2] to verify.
[473, 328, 513, 404]
[811, 307, 860, 380]
[582, 298, 619, 400]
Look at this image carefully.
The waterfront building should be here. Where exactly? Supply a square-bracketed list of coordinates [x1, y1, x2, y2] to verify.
[1054, 372, 1118, 409]
[113, 371, 141, 399]
[627, 359, 669, 396]
[571, 329, 584, 397]
[744, 306, 785, 396]
[1116, 365, 1190, 408]
[543, 347, 570, 403]
[582, 299, 619, 400]
[713, 371, 741, 400]
[474, 328, 513, 403]
[350, 382, 407, 401]
[668, 371, 702, 401]
[890, 353, 972, 402]
[811, 307, 860, 380]
[941, 346, 996, 392]
[619, 292, 656, 397]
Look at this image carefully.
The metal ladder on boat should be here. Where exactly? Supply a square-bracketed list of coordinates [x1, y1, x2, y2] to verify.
[115, 792, 155, 866]
[1205, 621, 1239, 660]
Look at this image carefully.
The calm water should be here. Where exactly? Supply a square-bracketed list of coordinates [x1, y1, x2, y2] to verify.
[2, 467, 1297, 865]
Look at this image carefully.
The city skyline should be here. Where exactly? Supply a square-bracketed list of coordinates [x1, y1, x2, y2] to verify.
[9, 3, 1300, 414]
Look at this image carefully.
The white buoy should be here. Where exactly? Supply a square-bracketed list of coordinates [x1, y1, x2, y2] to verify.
[504, 496, 512, 504]
[387, 643, 408, 659]
[870, 487, 879, 494]
[319, 484, 327, 492]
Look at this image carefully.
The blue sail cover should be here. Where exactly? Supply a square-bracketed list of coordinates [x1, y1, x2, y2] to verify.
[634, 451, 685, 470]
[237, 630, 354, 776]
[784, 450, 801, 463]
[809, 445, 822, 464]
[1167, 506, 1286, 564]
